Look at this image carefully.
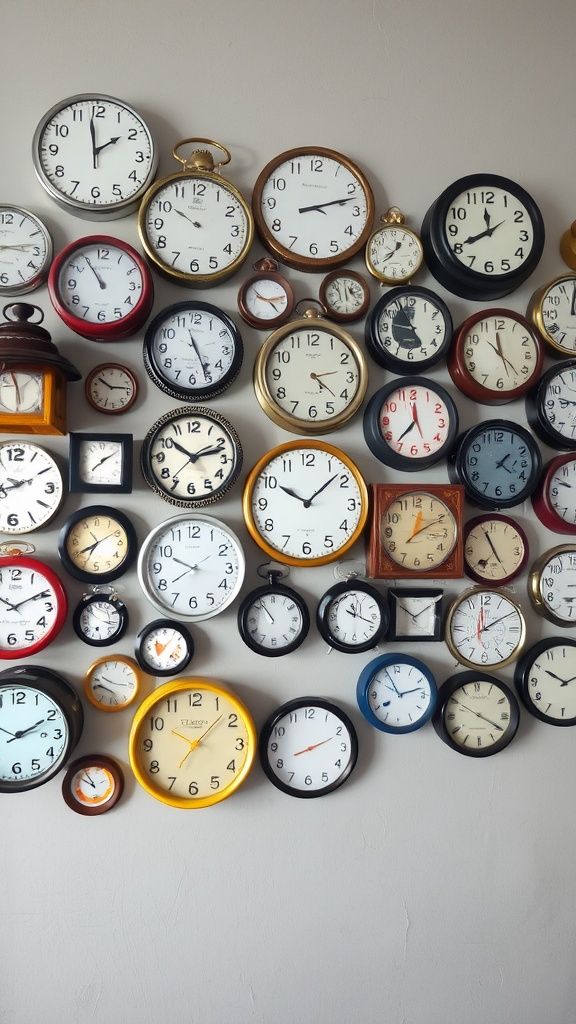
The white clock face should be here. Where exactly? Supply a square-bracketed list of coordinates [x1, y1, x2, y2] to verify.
[447, 589, 525, 669]
[376, 382, 453, 460]
[545, 458, 576, 529]
[523, 642, 576, 722]
[0, 684, 68, 782]
[392, 593, 441, 638]
[445, 185, 534, 276]
[325, 588, 383, 648]
[146, 304, 239, 397]
[0, 371, 43, 413]
[535, 548, 576, 624]
[243, 591, 305, 652]
[375, 291, 450, 366]
[443, 679, 514, 752]
[0, 441, 63, 532]
[0, 563, 61, 654]
[543, 365, 576, 444]
[263, 701, 357, 794]
[78, 600, 123, 643]
[243, 277, 291, 322]
[138, 624, 191, 673]
[56, 241, 144, 324]
[538, 275, 576, 353]
[86, 658, 139, 709]
[366, 660, 433, 729]
[367, 224, 422, 282]
[69, 764, 117, 808]
[78, 438, 123, 486]
[0, 206, 52, 293]
[460, 313, 540, 394]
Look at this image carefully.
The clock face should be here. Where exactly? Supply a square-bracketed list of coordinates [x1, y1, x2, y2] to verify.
[0, 206, 52, 294]
[445, 184, 534, 279]
[238, 585, 309, 656]
[366, 285, 452, 372]
[445, 588, 526, 670]
[0, 441, 63, 533]
[76, 437, 124, 487]
[0, 557, 66, 657]
[451, 310, 542, 401]
[317, 580, 388, 653]
[388, 588, 443, 641]
[84, 656, 141, 710]
[319, 270, 370, 323]
[238, 273, 294, 327]
[0, 371, 43, 414]
[364, 378, 458, 470]
[380, 490, 458, 572]
[63, 756, 124, 815]
[366, 222, 423, 283]
[135, 619, 193, 676]
[529, 545, 576, 626]
[0, 683, 69, 783]
[463, 514, 529, 585]
[452, 421, 542, 509]
[85, 363, 138, 414]
[356, 654, 437, 733]
[59, 506, 137, 583]
[529, 361, 576, 450]
[515, 638, 576, 725]
[74, 596, 128, 646]
[530, 274, 576, 355]
[435, 674, 520, 756]
[533, 455, 576, 533]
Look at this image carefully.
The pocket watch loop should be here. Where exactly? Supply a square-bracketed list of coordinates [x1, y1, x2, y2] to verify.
[172, 138, 231, 173]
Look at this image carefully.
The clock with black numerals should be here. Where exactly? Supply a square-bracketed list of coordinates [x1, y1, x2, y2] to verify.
[316, 577, 388, 654]
[237, 568, 310, 657]
[365, 284, 453, 373]
[449, 420, 542, 510]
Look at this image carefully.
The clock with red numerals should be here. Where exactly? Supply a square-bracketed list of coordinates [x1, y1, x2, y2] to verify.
[363, 377, 459, 471]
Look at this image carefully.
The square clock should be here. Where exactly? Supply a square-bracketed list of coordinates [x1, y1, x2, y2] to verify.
[366, 483, 465, 580]
[388, 588, 444, 642]
[69, 432, 133, 494]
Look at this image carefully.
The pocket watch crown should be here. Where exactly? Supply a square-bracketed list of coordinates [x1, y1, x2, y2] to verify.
[382, 206, 405, 225]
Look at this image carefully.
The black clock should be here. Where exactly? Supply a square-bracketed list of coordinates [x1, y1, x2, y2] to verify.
[316, 578, 388, 654]
[363, 376, 459, 472]
[432, 671, 520, 757]
[525, 359, 576, 451]
[514, 637, 576, 727]
[237, 569, 310, 657]
[134, 619, 194, 677]
[449, 419, 542, 509]
[72, 591, 129, 647]
[364, 284, 453, 373]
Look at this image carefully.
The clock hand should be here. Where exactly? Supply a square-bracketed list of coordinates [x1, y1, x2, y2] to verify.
[0, 466, 53, 493]
[484, 207, 491, 230]
[482, 530, 504, 566]
[255, 599, 275, 624]
[303, 474, 338, 508]
[254, 289, 285, 311]
[171, 555, 212, 582]
[0, 244, 37, 252]
[345, 607, 374, 625]
[397, 418, 416, 442]
[89, 115, 98, 169]
[379, 241, 402, 263]
[93, 683, 116, 696]
[279, 485, 307, 504]
[77, 531, 119, 557]
[99, 674, 130, 689]
[80, 772, 97, 790]
[9, 589, 52, 613]
[397, 686, 426, 697]
[94, 136, 121, 157]
[544, 669, 576, 685]
[9, 372, 21, 408]
[84, 255, 106, 289]
[486, 333, 519, 377]
[175, 209, 202, 228]
[293, 737, 333, 755]
[97, 377, 129, 390]
[453, 699, 504, 731]
[188, 333, 210, 379]
[298, 198, 354, 214]
[495, 452, 512, 473]
[310, 371, 336, 395]
[90, 451, 118, 470]
[6, 719, 45, 742]
[460, 220, 505, 245]
[571, 281, 576, 318]
[173, 715, 224, 767]
[0, 725, 17, 737]
[479, 610, 518, 632]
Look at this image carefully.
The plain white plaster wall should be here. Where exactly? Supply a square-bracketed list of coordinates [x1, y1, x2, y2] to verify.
[1, 1, 576, 1022]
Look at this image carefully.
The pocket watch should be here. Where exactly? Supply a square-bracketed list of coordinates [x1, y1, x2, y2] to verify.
[140, 407, 242, 507]
[364, 284, 453, 373]
[237, 566, 310, 658]
[84, 362, 138, 415]
[318, 269, 370, 324]
[316, 575, 388, 654]
[0, 665, 83, 792]
[32, 93, 158, 219]
[0, 439, 63, 533]
[0, 547, 67, 658]
[356, 653, 437, 734]
[444, 586, 526, 671]
[129, 677, 256, 808]
[259, 696, 358, 798]
[448, 308, 543, 404]
[366, 483, 464, 580]
[242, 440, 368, 567]
[387, 587, 443, 642]
[449, 420, 542, 510]
[138, 138, 254, 286]
[134, 619, 194, 677]
[0, 206, 53, 294]
[143, 299, 243, 402]
[84, 654, 143, 711]
[421, 172, 545, 300]
[253, 305, 368, 434]
[137, 512, 245, 622]
[62, 754, 124, 815]
[525, 359, 576, 451]
[432, 671, 520, 757]
[531, 454, 576, 534]
[252, 146, 374, 272]
[528, 544, 576, 627]
[463, 513, 529, 585]
[527, 273, 576, 356]
[58, 505, 137, 584]
[48, 235, 154, 342]
[237, 258, 295, 329]
[365, 207, 423, 284]
[514, 637, 576, 726]
[68, 432, 132, 494]
[362, 376, 459, 472]
[72, 589, 129, 647]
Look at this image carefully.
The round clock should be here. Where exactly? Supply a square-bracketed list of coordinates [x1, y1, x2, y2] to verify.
[318, 269, 370, 324]
[242, 440, 368, 567]
[252, 146, 374, 272]
[527, 273, 576, 357]
[143, 299, 243, 402]
[84, 654, 143, 711]
[356, 653, 437, 734]
[140, 407, 242, 508]
[138, 138, 253, 286]
[448, 308, 543, 404]
[432, 671, 520, 757]
[253, 306, 368, 434]
[129, 677, 256, 808]
[32, 93, 158, 219]
[532, 454, 576, 534]
[237, 569, 310, 657]
[365, 207, 423, 284]
[525, 359, 576, 451]
[0, 551, 67, 658]
[316, 577, 388, 654]
[62, 754, 124, 815]
[0, 665, 83, 792]
[47, 235, 154, 342]
[463, 513, 529, 585]
[0, 205, 53, 294]
[85, 362, 138, 415]
[421, 172, 545, 300]
[237, 259, 295, 329]
[378, 488, 459, 574]
[137, 512, 245, 622]
[0, 440, 63, 533]
[72, 590, 129, 647]
[528, 544, 576, 627]
[259, 697, 358, 798]
[449, 420, 542, 510]
[514, 637, 576, 726]
[365, 284, 453, 374]
[444, 586, 527, 671]
[134, 619, 194, 677]
[58, 505, 137, 584]
[362, 376, 459, 472]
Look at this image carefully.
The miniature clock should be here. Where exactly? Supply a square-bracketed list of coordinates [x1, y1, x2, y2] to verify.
[362, 376, 459, 472]
[387, 588, 443, 642]
[62, 755, 124, 815]
[318, 269, 370, 324]
[84, 654, 143, 711]
[449, 420, 542, 510]
[528, 544, 576, 627]
[134, 619, 194, 677]
[432, 671, 520, 757]
[85, 362, 138, 414]
[0, 549, 67, 658]
[444, 586, 527, 671]
[72, 590, 129, 647]
[356, 653, 437, 734]
[366, 483, 464, 580]
[448, 308, 543, 404]
[316, 577, 388, 654]
[58, 505, 137, 584]
[364, 284, 453, 374]
[532, 454, 576, 534]
[237, 567, 310, 657]
[69, 432, 132, 494]
[525, 359, 576, 451]
[527, 273, 576, 357]
[0, 440, 63, 533]
[237, 258, 295, 328]
[365, 207, 423, 284]
[463, 513, 529, 585]
[0, 206, 53, 294]
[514, 637, 576, 726]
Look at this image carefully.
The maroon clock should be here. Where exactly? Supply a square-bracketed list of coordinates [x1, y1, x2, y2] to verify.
[463, 513, 530, 585]
[532, 453, 576, 535]
[448, 308, 543, 404]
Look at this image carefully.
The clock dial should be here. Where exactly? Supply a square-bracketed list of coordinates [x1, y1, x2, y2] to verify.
[0, 672, 80, 790]
[0, 371, 43, 413]
[356, 654, 437, 733]
[0, 441, 63, 533]
[85, 363, 138, 414]
[238, 268, 295, 328]
[450, 420, 542, 509]
[528, 544, 576, 627]
[515, 638, 576, 725]
[62, 755, 124, 815]
[316, 579, 388, 653]
[449, 309, 543, 403]
[0, 206, 53, 294]
[134, 619, 194, 676]
[238, 581, 310, 657]
[387, 588, 443, 641]
[0, 556, 67, 657]
[365, 285, 453, 373]
[73, 593, 128, 647]
[528, 273, 576, 356]
[526, 360, 576, 451]
[319, 270, 370, 323]
[363, 377, 458, 470]
[365, 216, 423, 284]
[58, 506, 137, 583]
[380, 490, 458, 572]
[84, 655, 142, 711]
[463, 514, 529, 585]
[445, 587, 526, 670]
[433, 672, 520, 756]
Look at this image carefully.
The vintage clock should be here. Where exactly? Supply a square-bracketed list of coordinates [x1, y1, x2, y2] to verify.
[0, 549, 67, 658]
[237, 258, 295, 329]
[83, 654, 143, 711]
[514, 637, 576, 726]
[432, 671, 520, 757]
[387, 588, 443, 642]
[318, 269, 370, 324]
[525, 360, 576, 450]
[362, 376, 459, 472]
[366, 483, 464, 580]
[0, 205, 53, 294]
[365, 207, 423, 284]
[444, 586, 526, 671]
[421, 172, 545, 300]
[0, 440, 63, 533]
[449, 420, 542, 510]
[129, 677, 256, 808]
[68, 432, 132, 494]
[364, 284, 453, 374]
[134, 619, 194, 677]
[448, 308, 543, 404]
[561, 221, 576, 271]
[85, 362, 138, 414]
[463, 513, 529, 585]
[58, 505, 137, 584]
[252, 145, 374, 272]
[528, 544, 576, 627]
[138, 138, 253, 286]
[527, 273, 576, 357]
[72, 590, 129, 647]
[356, 653, 437, 734]
[316, 576, 388, 654]
[237, 567, 310, 658]
[62, 754, 124, 815]
[531, 454, 576, 534]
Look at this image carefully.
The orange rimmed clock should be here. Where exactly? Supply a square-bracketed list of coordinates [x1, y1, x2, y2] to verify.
[367, 482, 465, 579]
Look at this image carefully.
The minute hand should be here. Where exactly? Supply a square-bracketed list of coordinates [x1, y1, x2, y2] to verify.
[303, 474, 337, 508]
[461, 220, 505, 245]
[298, 198, 354, 214]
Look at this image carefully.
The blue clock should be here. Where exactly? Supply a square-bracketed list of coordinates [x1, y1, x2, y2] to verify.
[449, 419, 541, 510]
[356, 653, 438, 734]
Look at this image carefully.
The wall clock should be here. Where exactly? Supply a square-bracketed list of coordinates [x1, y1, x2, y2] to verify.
[237, 567, 310, 657]
[252, 145, 374, 272]
[448, 308, 543, 404]
[72, 590, 129, 647]
[449, 420, 542, 510]
[237, 258, 295, 329]
[134, 619, 194, 677]
[387, 587, 443, 642]
[364, 207, 423, 284]
[84, 362, 138, 415]
[83, 654, 143, 711]
[58, 505, 137, 584]
[318, 269, 370, 324]
[432, 671, 520, 757]
[68, 432, 132, 494]
[527, 273, 576, 356]
[129, 677, 256, 808]
[528, 544, 576, 627]
[463, 513, 529, 585]
[366, 483, 464, 580]
[514, 637, 576, 726]
[0, 439, 63, 533]
[444, 586, 526, 671]
[531, 454, 576, 534]
[0, 549, 67, 658]
[362, 376, 459, 472]
[525, 359, 576, 451]
[62, 754, 124, 815]
[0, 205, 53, 294]
[364, 284, 453, 374]
[316, 577, 388, 654]
[356, 653, 437, 734]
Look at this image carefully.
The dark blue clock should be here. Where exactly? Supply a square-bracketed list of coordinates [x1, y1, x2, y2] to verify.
[449, 419, 542, 509]
[356, 653, 438, 734]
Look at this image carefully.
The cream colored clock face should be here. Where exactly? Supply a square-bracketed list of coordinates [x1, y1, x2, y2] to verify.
[0, 371, 43, 413]
[443, 679, 513, 752]
[380, 491, 457, 571]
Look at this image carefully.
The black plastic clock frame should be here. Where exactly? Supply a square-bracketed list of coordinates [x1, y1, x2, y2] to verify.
[432, 671, 520, 758]
[68, 432, 133, 494]
[58, 505, 138, 584]
[525, 359, 576, 451]
[134, 618, 195, 676]
[363, 376, 459, 472]
[448, 419, 542, 510]
[364, 284, 453, 373]
[514, 637, 576, 727]
[316, 578, 388, 653]
[237, 578, 310, 657]
[72, 592, 129, 647]
[387, 587, 443, 642]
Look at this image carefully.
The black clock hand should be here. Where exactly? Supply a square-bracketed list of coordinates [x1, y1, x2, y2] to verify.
[453, 699, 504, 731]
[84, 255, 106, 289]
[6, 719, 45, 743]
[89, 115, 98, 169]
[461, 220, 505, 245]
[0, 466, 52, 493]
[175, 209, 202, 228]
[345, 607, 374, 625]
[310, 371, 336, 395]
[10, 589, 52, 611]
[94, 136, 120, 157]
[298, 197, 354, 214]
[479, 610, 518, 632]
[495, 453, 512, 473]
[80, 772, 97, 790]
[384, 669, 401, 696]
[188, 333, 210, 380]
[571, 281, 576, 318]
[396, 419, 416, 442]
[545, 670, 576, 686]
[97, 376, 129, 391]
[482, 530, 504, 566]
[303, 474, 338, 508]
[77, 531, 118, 557]
[279, 485, 307, 504]
[255, 600, 275, 624]
[90, 451, 118, 470]
[0, 725, 16, 737]
[380, 241, 402, 263]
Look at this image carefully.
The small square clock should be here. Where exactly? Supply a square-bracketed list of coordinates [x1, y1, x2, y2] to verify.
[388, 588, 444, 642]
[69, 432, 133, 494]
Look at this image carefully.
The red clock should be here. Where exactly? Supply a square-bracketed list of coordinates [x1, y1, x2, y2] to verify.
[0, 551, 67, 658]
[448, 308, 543, 404]
[532, 453, 576, 535]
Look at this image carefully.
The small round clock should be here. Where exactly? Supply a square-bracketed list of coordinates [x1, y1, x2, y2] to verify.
[252, 146, 374, 272]
[463, 513, 529, 585]
[259, 696, 358, 798]
[432, 671, 520, 757]
[318, 269, 371, 324]
[316, 577, 388, 654]
[84, 654, 143, 711]
[237, 568, 310, 657]
[138, 138, 254, 286]
[528, 544, 576, 627]
[421, 172, 545, 300]
[72, 590, 129, 647]
[62, 754, 124, 815]
[363, 376, 459, 472]
[143, 299, 244, 402]
[0, 440, 63, 533]
[85, 362, 138, 414]
[365, 284, 453, 373]
[134, 619, 194, 677]
[527, 273, 576, 357]
[356, 653, 437, 734]
[0, 664, 83, 792]
[0, 205, 53, 294]
[449, 420, 542, 510]
[58, 505, 137, 584]
[525, 359, 576, 451]
[0, 550, 67, 658]
[444, 586, 527, 671]
[532, 454, 576, 534]
[448, 308, 543, 404]
[365, 207, 423, 284]
[237, 258, 295, 328]
[129, 677, 256, 808]
[253, 306, 368, 434]
[32, 93, 158, 219]
[514, 637, 576, 726]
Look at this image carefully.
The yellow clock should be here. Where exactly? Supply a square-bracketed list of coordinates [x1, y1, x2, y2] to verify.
[128, 677, 256, 808]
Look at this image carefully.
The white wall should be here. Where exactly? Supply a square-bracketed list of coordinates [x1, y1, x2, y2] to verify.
[2, 2, 576, 1022]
